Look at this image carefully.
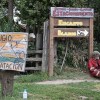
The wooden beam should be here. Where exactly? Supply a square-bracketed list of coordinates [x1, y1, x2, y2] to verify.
[42, 21, 49, 72]
[48, 17, 54, 76]
[26, 58, 42, 61]
[25, 67, 41, 70]
[27, 50, 42, 54]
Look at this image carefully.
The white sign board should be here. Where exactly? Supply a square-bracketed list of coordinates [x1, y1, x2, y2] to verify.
[0, 32, 28, 72]
[51, 7, 94, 18]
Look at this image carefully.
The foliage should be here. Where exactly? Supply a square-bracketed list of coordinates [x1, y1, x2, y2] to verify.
[0, 0, 100, 70]
[16, 68, 92, 82]
[0, 17, 20, 32]
[56, 38, 88, 72]
[0, 0, 20, 32]
[16, 72, 49, 83]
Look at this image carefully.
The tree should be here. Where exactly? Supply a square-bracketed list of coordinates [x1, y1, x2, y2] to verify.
[0, 0, 15, 97]
[8, 0, 14, 31]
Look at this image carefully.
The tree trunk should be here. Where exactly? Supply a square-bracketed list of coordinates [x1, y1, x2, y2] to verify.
[26, 24, 30, 33]
[8, 0, 13, 31]
[0, 71, 14, 96]
[0, 1, 14, 97]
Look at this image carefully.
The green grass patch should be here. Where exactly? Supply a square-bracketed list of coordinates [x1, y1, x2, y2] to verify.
[0, 82, 100, 100]
[1, 68, 98, 100]
[16, 68, 94, 83]
[16, 72, 49, 83]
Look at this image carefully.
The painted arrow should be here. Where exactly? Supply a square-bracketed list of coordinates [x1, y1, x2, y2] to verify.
[77, 30, 88, 36]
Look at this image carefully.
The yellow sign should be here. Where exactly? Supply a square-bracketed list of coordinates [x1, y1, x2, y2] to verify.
[58, 20, 83, 26]
[58, 30, 76, 36]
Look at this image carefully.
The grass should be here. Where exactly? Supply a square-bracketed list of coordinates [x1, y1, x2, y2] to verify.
[0, 82, 100, 100]
[15, 68, 95, 83]
[0, 68, 99, 100]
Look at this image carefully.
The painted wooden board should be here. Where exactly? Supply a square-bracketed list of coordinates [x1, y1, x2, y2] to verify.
[0, 32, 28, 72]
[54, 18, 90, 26]
[53, 28, 89, 37]
[51, 7, 94, 18]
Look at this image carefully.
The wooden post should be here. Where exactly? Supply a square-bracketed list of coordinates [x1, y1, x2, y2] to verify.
[36, 29, 43, 68]
[42, 21, 49, 72]
[0, 71, 14, 96]
[89, 18, 93, 57]
[48, 17, 54, 76]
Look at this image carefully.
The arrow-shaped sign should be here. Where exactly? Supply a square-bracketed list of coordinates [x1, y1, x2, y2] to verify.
[77, 30, 88, 36]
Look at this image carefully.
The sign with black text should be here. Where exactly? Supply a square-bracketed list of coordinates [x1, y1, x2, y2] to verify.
[0, 32, 28, 72]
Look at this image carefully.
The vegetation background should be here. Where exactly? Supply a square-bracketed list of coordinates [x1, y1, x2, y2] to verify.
[0, 0, 100, 100]
[0, 0, 100, 71]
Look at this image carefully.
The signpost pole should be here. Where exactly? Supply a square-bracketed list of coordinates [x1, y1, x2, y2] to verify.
[48, 17, 54, 76]
[89, 18, 93, 57]
[0, 71, 14, 96]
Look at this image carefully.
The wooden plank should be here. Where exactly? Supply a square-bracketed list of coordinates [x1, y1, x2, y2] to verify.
[89, 18, 93, 57]
[26, 58, 42, 61]
[54, 28, 89, 37]
[42, 21, 49, 72]
[27, 50, 42, 54]
[36, 32, 43, 50]
[25, 67, 41, 70]
[51, 7, 94, 18]
[48, 17, 54, 76]
[54, 18, 90, 26]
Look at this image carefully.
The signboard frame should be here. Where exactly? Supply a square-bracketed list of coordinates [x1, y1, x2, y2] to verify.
[48, 7, 94, 76]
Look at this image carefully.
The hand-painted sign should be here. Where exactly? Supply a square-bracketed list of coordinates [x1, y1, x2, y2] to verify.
[54, 28, 89, 37]
[51, 7, 94, 18]
[54, 18, 90, 26]
[0, 32, 28, 72]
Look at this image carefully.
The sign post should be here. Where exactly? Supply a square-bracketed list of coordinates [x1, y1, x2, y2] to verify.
[0, 32, 28, 96]
[48, 7, 94, 76]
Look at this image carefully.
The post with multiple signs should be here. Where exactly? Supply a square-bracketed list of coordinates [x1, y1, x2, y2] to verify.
[48, 7, 94, 76]
[0, 32, 28, 96]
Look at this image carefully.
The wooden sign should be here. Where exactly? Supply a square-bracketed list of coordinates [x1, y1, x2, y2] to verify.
[54, 18, 90, 26]
[48, 7, 94, 76]
[54, 28, 89, 37]
[0, 32, 28, 72]
[51, 7, 94, 18]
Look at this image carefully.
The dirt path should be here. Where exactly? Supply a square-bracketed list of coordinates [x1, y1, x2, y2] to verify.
[36, 79, 100, 85]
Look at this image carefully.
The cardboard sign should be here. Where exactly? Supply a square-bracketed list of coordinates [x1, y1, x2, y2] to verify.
[0, 32, 28, 72]
[51, 7, 94, 18]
